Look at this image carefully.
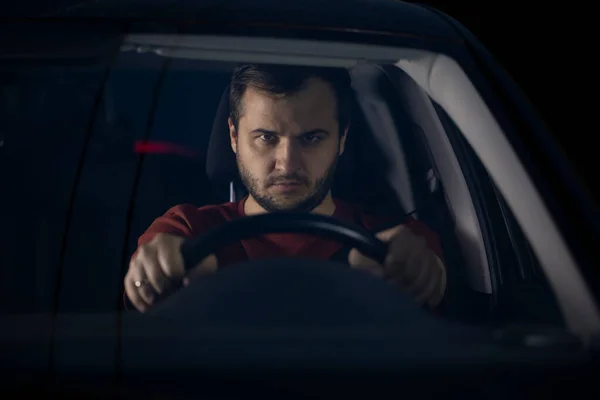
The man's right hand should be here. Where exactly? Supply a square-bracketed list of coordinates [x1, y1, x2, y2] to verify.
[124, 233, 218, 312]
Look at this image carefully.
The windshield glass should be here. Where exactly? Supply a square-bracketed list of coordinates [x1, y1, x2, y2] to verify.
[2, 54, 418, 311]
[0, 43, 561, 334]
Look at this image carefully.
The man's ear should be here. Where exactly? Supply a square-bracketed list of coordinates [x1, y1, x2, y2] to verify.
[228, 117, 238, 154]
[339, 124, 349, 156]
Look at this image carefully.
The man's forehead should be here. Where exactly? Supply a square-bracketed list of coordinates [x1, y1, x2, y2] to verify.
[238, 79, 337, 128]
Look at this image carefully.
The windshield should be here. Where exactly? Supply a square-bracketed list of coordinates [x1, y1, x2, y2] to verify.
[0, 36, 563, 333]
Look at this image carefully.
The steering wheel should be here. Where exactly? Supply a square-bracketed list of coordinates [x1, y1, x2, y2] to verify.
[120, 214, 505, 383]
[126, 213, 490, 371]
[179, 212, 389, 270]
[143, 213, 424, 327]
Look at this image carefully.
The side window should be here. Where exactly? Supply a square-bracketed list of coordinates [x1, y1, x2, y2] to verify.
[0, 66, 107, 313]
[433, 103, 564, 327]
[491, 186, 564, 326]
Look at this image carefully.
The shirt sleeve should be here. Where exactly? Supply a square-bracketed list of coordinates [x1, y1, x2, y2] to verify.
[136, 204, 198, 248]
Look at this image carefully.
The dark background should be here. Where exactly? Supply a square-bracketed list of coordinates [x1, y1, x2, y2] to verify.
[424, 2, 594, 201]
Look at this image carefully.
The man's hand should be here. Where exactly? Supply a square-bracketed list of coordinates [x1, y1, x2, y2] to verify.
[348, 225, 446, 309]
[124, 233, 218, 312]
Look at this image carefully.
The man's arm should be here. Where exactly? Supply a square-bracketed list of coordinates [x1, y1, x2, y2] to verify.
[135, 204, 198, 250]
[123, 204, 217, 311]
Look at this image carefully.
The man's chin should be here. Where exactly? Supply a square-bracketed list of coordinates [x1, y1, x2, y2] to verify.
[267, 199, 309, 213]
[254, 193, 313, 213]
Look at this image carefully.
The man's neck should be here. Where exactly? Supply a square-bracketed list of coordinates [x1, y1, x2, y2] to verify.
[244, 193, 336, 216]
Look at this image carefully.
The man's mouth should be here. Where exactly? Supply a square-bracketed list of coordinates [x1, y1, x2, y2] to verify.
[270, 180, 304, 191]
[273, 180, 302, 186]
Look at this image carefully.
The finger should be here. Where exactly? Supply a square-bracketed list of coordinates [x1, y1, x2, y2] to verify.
[129, 256, 157, 305]
[184, 254, 219, 285]
[378, 227, 413, 279]
[138, 243, 176, 298]
[374, 225, 405, 242]
[132, 246, 166, 303]
[420, 256, 446, 308]
[412, 256, 435, 294]
[136, 240, 172, 295]
[413, 274, 437, 306]
[144, 258, 171, 295]
[138, 282, 156, 305]
[390, 253, 428, 290]
[383, 234, 427, 281]
[155, 235, 186, 280]
[348, 248, 384, 278]
[389, 255, 432, 304]
[124, 272, 149, 312]
[394, 253, 444, 308]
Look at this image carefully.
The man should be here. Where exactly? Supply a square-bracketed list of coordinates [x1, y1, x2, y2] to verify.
[124, 64, 446, 312]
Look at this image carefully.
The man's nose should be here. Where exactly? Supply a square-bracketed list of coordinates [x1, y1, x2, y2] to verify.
[274, 140, 302, 172]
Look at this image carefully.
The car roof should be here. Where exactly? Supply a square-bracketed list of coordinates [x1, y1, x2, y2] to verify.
[5, 0, 460, 41]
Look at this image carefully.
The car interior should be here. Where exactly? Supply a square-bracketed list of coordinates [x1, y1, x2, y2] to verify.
[1, 50, 560, 326]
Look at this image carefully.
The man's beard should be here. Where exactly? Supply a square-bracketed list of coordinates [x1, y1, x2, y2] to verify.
[237, 154, 339, 213]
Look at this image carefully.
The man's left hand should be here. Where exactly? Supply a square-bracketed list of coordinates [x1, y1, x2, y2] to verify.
[348, 224, 446, 309]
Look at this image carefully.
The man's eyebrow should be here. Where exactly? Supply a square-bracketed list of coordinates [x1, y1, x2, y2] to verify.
[249, 128, 278, 135]
[299, 129, 330, 136]
[248, 128, 330, 136]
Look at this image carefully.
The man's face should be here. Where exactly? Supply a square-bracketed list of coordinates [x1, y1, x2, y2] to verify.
[229, 77, 347, 213]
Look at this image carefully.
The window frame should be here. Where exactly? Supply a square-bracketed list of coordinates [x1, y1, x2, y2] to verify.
[433, 104, 565, 327]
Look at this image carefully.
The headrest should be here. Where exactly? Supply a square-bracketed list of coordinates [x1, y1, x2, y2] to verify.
[206, 85, 237, 182]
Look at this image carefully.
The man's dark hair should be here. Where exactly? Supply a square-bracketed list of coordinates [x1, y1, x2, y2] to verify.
[229, 64, 352, 134]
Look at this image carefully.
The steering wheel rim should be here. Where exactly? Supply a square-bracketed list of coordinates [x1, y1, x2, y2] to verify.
[180, 213, 388, 271]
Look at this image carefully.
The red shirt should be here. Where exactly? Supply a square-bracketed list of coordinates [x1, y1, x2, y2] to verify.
[135, 197, 444, 266]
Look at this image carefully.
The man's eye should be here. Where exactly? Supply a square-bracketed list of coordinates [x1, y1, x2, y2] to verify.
[259, 134, 275, 142]
[303, 134, 322, 144]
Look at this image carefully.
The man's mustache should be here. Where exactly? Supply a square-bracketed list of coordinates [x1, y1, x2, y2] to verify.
[266, 174, 308, 186]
